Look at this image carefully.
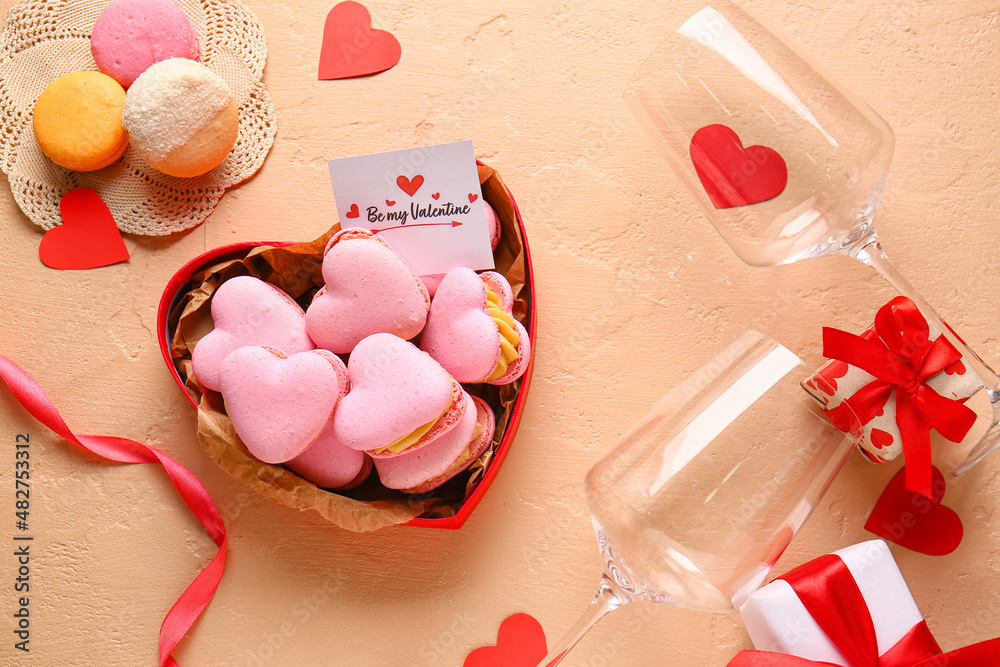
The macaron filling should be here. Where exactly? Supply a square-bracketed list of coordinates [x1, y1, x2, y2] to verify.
[439, 424, 483, 478]
[374, 403, 450, 455]
[485, 288, 521, 382]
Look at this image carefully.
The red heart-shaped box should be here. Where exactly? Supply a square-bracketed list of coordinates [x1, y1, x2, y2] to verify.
[157, 162, 534, 530]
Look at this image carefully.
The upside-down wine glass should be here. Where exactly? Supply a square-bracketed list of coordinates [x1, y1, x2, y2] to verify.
[537, 331, 862, 666]
[623, 0, 998, 475]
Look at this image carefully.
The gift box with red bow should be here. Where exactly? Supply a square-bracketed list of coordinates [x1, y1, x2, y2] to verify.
[802, 296, 980, 498]
[729, 539, 1000, 666]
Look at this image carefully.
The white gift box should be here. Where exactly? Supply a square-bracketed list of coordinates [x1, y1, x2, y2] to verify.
[739, 540, 923, 665]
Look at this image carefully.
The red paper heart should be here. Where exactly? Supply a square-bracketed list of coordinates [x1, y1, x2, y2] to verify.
[396, 174, 424, 197]
[468, 193, 478, 202]
[431, 192, 440, 200]
[865, 465, 963, 555]
[318, 1, 401, 80]
[385, 199, 395, 206]
[39, 188, 129, 270]
[346, 203, 360, 218]
[464, 613, 548, 667]
[689, 124, 787, 209]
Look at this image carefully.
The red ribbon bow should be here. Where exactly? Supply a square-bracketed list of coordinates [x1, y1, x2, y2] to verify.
[727, 553, 1000, 666]
[821, 297, 976, 498]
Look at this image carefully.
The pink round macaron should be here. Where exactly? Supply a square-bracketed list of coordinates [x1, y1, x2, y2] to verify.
[484, 200, 501, 250]
[374, 394, 495, 494]
[420, 267, 530, 385]
[419, 201, 502, 297]
[219, 347, 348, 464]
[285, 424, 372, 491]
[332, 333, 466, 457]
[91, 0, 201, 89]
[192, 275, 315, 392]
[305, 228, 430, 354]
[419, 273, 445, 298]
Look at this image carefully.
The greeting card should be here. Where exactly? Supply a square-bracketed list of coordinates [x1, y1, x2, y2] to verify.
[327, 140, 495, 276]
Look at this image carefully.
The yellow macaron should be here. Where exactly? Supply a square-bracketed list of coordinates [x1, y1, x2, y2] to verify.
[32, 71, 129, 171]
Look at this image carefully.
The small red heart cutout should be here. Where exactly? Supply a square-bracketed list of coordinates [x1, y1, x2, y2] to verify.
[39, 188, 129, 270]
[397, 174, 424, 197]
[690, 124, 787, 209]
[464, 613, 548, 667]
[431, 192, 440, 200]
[469, 193, 478, 202]
[318, 1, 401, 80]
[385, 199, 396, 206]
[345, 203, 360, 218]
[945, 360, 967, 376]
[865, 465, 963, 555]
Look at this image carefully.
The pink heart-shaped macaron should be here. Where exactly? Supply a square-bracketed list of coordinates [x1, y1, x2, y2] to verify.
[333, 333, 459, 455]
[219, 347, 347, 464]
[286, 424, 372, 491]
[421, 267, 530, 385]
[305, 228, 430, 354]
[374, 394, 495, 493]
[192, 275, 314, 392]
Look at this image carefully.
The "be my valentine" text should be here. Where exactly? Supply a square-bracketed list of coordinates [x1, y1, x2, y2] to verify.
[367, 200, 470, 226]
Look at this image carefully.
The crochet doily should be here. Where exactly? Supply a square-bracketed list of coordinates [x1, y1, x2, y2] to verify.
[0, 0, 277, 235]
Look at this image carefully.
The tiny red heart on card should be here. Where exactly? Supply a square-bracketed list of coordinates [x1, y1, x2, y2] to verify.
[468, 193, 478, 202]
[39, 188, 129, 270]
[464, 613, 548, 667]
[318, 1, 401, 80]
[690, 124, 787, 209]
[870, 428, 894, 450]
[396, 175, 424, 197]
[865, 465, 963, 555]
[346, 203, 360, 218]
[385, 199, 395, 206]
[431, 192, 440, 200]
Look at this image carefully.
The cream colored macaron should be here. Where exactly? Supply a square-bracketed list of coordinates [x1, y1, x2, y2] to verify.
[122, 58, 238, 178]
[32, 71, 129, 171]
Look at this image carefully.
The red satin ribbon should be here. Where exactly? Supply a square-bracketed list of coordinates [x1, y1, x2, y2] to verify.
[0, 353, 226, 666]
[822, 296, 976, 498]
[727, 553, 1000, 666]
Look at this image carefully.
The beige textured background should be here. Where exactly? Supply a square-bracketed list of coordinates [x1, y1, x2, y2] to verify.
[1, 0, 999, 665]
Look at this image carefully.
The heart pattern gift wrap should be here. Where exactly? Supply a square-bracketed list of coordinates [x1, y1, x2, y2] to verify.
[802, 296, 980, 497]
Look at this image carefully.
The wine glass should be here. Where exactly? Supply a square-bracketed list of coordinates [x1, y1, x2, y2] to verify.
[537, 330, 861, 666]
[623, 0, 998, 475]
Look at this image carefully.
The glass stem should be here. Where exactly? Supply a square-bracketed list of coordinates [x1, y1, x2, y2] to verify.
[535, 572, 633, 667]
[855, 239, 1000, 396]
